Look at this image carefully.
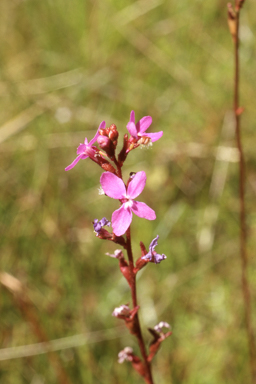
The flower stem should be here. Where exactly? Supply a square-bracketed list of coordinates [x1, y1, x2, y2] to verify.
[126, 227, 154, 384]
[232, 2, 256, 381]
[113, 156, 122, 178]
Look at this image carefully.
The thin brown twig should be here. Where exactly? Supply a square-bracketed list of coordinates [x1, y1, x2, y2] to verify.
[229, 1, 256, 381]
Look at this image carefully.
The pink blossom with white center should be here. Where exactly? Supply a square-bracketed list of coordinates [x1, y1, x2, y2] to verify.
[100, 171, 156, 236]
[126, 110, 163, 143]
[65, 121, 105, 171]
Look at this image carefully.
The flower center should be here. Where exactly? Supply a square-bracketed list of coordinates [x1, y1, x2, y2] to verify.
[121, 197, 133, 209]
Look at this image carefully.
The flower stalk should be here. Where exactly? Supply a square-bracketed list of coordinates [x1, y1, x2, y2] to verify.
[66, 111, 169, 383]
[126, 227, 154, 384]
[228, 1, 256, 381]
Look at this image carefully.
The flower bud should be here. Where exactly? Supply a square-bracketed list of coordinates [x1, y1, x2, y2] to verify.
[109, 124, 119, 143]
[112, 304, 130, 318]
[99, 126, 107, 136]
[97, 135, 111, 149]
[97, 134, 115, 158]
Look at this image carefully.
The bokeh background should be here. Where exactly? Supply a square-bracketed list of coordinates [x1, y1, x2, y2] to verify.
[1, 0, 256, 383]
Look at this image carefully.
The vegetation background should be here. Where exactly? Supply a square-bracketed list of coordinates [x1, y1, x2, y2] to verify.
[1, 0, 256, 383]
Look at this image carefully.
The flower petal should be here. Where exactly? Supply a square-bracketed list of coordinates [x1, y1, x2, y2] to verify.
[77, 143, 87, 154]
[127, 171, 146, 199]
[77, 143, 96, 157]
[89, 120, 105, 146]
[136, 116, 152, 134]
[143, 131, 163, 143]
[141, 250, 166, 264]
[130, 110, 135, 124]
[65, 153, 87, 171]
[126, 110, 138, 137]
[131, 201, 156, 220]
[100, 172, 126, 199]
[112, 205, 132, 236]
[149, 235, 159, 252]
[153, 253, 167, 264]
[126, 121, 138, 138]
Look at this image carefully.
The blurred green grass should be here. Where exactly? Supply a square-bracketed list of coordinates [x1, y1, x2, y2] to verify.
[1, 0, 256, 383]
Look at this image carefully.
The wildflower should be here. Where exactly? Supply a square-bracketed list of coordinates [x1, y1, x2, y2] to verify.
[93, 217, 111, 235]
[65, 121, 105, 171]
[141, 235, 167, 264]
[100, 171, 156, 236]
[126, 110, 163, 143]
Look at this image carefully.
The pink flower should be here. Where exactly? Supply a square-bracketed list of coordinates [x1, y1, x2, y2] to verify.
[126, 111, 163, 143]
[100, 171, 156, 236]
[65, 121, 105, 171]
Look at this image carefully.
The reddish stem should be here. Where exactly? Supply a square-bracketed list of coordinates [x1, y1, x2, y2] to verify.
[233, 2, 256, 381]
[115, 158, 123, 179]
[126, 227, 154, 384]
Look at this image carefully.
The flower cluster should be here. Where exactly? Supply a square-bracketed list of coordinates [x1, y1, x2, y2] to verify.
[66, 110, 162, 237]
[66, 111, 169, 383]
